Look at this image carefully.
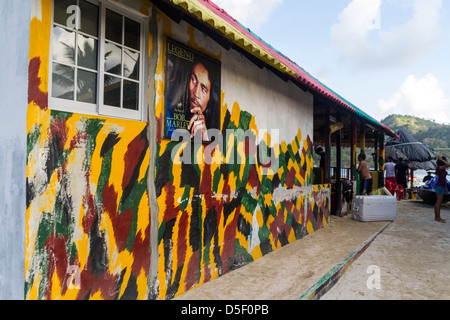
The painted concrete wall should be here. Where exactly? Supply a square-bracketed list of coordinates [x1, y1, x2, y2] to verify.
[24, 0, 330, 300]
[0, 0, 31, 300]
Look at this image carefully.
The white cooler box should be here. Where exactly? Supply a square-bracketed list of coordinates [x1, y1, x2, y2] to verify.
[351, 195, 397, 222]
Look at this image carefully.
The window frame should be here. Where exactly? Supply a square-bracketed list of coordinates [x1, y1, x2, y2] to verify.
[48, 0, 148, 121]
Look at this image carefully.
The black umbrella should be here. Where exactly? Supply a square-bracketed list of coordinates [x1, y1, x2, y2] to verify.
[408, 160, 437, 171]
[385, 129, 436, 164]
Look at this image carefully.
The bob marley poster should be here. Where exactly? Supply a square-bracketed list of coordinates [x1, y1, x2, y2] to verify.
[164, 39, 221, 141]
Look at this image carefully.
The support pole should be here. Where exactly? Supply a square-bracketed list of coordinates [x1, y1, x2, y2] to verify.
[374, 134, 379, 172]
[335, 126, 342, 216]
[325, 108, 331, 183]
[351, 118, 357, 181]
[360, 125, 366, 155]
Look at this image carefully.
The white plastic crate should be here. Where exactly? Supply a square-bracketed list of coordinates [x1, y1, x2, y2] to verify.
[351, 195, 397, 222]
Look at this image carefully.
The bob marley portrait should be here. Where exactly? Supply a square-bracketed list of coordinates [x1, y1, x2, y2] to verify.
[164, 39, 221, 141]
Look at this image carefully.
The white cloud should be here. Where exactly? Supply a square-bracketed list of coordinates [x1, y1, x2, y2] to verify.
[213, 0, 283, 31]
[330, 0, 443, 70]
[378, 74, 450, 124]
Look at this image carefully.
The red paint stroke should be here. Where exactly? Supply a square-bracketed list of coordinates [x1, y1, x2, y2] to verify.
[315, 212, 323, 230]
[184, 250, 200, 292]
[247, 165, 260, 195]
[269, 209, 291, 248]
[131, 225, 151, 276]
[44, 232, 69, 299]
[199, 164, 212, 197]
[50, 114, 69, 150]
[77, 259, 121, 300]
[285, 167, 296, 189]
[50, 115, 70, 181]
[299, 168, 306, 184]
[70, 130, 88, 151]
[284, 200, 294, 218]
[306, 135, 313, 152]
[103, 183, 134, 252]
[203, 262, 212, 284]
[221, 206, 241, 274]
[291, 205, 302, 224]
[28, 57, 48, 110]
[177, 210, 189, 269]
[122, 132, 147, 191]
[200, 164, 220, 213]
[163, 181, 180, 223]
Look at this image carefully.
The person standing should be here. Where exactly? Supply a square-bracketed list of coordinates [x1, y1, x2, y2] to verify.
[395, 158, 409, 199]
[315, 146, 326, 169]
[434, 156, 450, 223]
[358, 153, 372, 195]
[384, 157, 397, 193]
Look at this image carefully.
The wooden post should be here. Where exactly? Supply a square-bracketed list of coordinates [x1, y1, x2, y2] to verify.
[360, 125, 366, 154]
[380, 134, 385, 171]
[410, 169, 415, 199]
[379, 134, 385, 190]
[351, 118, 357, 181]
[374, 134, 379, 172]
[335, 125, 342, 216]
[324, 108, 331, 183]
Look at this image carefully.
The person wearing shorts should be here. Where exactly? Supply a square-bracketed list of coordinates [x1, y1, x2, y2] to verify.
[358, 153, 372, 195]
[361, 177, 373, 196]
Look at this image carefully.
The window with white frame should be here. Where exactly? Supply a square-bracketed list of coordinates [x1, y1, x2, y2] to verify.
[50, 0, 147, 120]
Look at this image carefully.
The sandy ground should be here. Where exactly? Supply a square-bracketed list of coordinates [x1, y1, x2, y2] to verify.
[177, 211, 390, 300]
[322, 200, 450, 300]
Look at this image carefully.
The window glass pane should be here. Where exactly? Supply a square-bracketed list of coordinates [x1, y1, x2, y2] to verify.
[104, 75, 121, 107]
[78, 35, 98, 70]
[79, 0, 99, 37]
[124, 49, 139, 80]
[123, 80, 138, 110]
[54, 0, 76, 26]
[105, 9, 122, 44]
[77, 69, 97, 104]
[104, 42, 122, 75]
[124, 18, 140, 50]
[53, 26, 76, 65]
[52, 62, 74, 100]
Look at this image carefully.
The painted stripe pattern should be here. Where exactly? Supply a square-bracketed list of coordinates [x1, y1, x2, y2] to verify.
[25, 104, 151, 300]
[153, 101, 330, 299]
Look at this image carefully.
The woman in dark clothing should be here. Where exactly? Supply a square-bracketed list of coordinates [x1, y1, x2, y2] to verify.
[435, 156, 450, 223]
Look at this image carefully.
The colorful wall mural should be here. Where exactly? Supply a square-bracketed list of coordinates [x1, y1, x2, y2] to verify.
[25, 0, 331, 300]
[153, 100, 330, 299]
[25, 104, 151, 300]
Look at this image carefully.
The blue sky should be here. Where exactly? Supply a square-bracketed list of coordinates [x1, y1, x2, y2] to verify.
[213, 0, 450, 124]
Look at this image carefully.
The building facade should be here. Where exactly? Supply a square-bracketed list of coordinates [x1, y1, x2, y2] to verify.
[0, 0, 395, 300]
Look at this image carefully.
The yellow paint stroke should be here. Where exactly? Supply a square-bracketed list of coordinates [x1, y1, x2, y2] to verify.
[29, 0, 51, 93]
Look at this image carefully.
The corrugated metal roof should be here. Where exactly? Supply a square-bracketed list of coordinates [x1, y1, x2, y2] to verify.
[166, 0, 397, 137]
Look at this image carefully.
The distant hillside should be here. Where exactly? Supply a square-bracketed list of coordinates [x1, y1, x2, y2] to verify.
[381, 114, 450, 150]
